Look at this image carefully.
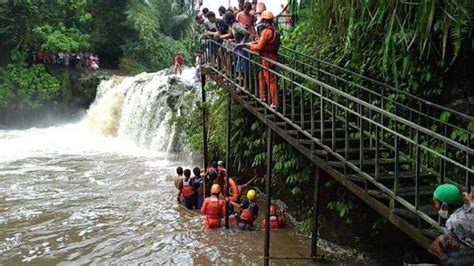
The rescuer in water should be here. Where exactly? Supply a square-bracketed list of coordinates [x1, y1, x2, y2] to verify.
[201, 184, 226, 229]
[177, 169, 198, 209]
[230, 189, 259, 230]
[174, 167, 184, 189]
[261, 204, 287, 229]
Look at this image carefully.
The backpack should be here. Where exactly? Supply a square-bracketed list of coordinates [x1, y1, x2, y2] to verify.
[181, 178, 194, 198]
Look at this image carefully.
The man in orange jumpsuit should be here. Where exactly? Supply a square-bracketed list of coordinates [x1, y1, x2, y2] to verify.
[200, 184, 226, 229]
[247, 11, 281, 108]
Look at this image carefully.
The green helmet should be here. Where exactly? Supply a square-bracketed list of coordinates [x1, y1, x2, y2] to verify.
[433, 184, 463, 205]
[218, 160, 224, 166]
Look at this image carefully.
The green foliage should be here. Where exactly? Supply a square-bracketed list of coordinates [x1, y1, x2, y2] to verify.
[0, 0, 195, 110]
[33, 25, 90, 51]
[284, 0, 474, 97]
[327, 200, 353, 219]
[120, 0, 192, 72]
[0, 51, 60, 110]
[0, 0, 91, 49]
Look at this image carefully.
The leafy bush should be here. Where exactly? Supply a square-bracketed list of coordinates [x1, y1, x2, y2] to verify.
[0, 51, 60, 110]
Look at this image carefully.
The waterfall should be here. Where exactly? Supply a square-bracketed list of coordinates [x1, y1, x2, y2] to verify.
[84, 68, 199, 155]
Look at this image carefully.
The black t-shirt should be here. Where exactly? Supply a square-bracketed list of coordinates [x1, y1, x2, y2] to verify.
[192, 176, 201, 191]
[216, 20, 228, 34]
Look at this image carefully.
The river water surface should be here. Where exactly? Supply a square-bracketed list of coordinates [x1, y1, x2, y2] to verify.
[0, 69, 362, 265]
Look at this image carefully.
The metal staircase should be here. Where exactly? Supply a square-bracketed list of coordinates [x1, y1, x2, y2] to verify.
[200, 39, 473, 264]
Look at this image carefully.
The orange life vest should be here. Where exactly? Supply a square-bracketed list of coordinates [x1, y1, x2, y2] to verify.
[240, 201, 257, 222]
[181, 178, 194, 198]
[206, 196, 223, 219]
[261, 28, 280, 56]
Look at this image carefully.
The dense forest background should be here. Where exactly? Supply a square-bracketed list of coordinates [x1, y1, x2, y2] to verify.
[0, 0, 194, 117]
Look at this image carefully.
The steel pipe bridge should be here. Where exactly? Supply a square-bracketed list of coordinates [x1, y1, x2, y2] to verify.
[199, 39, 473, 265]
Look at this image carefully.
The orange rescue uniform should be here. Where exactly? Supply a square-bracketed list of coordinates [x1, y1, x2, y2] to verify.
[200, 195, 225, 229]
[213, 177, 240, 202]
[249, 27, 280, 107]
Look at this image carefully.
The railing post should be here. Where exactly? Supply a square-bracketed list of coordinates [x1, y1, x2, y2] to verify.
[320, 86, 325, 143]
[440, 124, 448, 184]
[467, 136, 472, 193]
[344, 108, 349, 176]
[380, 87, 385, 144]
[264, 127, 273, 266]
[375, 125, 380, 179]
[282, 76, 287, 116]
[311, 166, 321, 259]
[415, 131, 421, 210]
[359, 103, 366, 190]
[331, 103, 336, 150]
[201, 74, 208, 170]
[225, 94, 231, 229]
[300, 88, 304, 129]
[310, 94, 315, 151]
[290, 61, 295, 122]
[392, 124, 400, 210]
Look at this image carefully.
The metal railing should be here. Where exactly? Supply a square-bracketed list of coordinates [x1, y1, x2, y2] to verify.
[278, 46, 474, 190]
[201, 39, 473, 232]
[278, 47, 473, 144]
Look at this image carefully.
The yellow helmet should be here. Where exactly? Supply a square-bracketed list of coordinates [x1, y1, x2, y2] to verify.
[211, 184, 221, 194]
[247, 189, 256, 201]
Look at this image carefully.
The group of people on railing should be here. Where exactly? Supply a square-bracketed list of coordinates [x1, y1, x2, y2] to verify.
[194, 1, 282, 108]
[33, 50, 100, 70]
[174, 162, 286, 231]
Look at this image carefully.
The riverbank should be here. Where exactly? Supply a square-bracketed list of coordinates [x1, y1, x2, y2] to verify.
[0, 68, 132, 129]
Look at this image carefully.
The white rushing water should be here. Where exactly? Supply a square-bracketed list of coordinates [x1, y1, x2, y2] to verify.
[0, 68, 199, 164]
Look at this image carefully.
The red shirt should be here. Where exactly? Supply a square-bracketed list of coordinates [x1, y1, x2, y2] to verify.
[236, 11, 256, 35]
[175, 55, 184, 65]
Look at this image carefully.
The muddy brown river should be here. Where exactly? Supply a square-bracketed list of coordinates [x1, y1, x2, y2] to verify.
[0, 70, 366, 264]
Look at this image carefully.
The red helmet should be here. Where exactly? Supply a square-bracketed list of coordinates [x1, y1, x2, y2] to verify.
[269, 205, 276, 215]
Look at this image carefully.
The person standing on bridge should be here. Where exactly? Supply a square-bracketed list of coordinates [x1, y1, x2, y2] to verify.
[243, 11, 281, 108]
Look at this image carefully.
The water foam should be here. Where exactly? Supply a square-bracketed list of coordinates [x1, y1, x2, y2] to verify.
[0, 68, 200, 163]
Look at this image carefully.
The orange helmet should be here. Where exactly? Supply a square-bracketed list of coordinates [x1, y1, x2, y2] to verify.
[261, 11, 274, 20]
[269, 205, 276, 215]
[211, 184, 221, 194]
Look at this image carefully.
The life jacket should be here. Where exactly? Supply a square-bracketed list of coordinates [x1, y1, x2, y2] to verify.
[261, 27, 280, 56]
[206, 196, 222, 219]
[228, 178, 240, 202]
[240, 201, 257, 222]
[269, 214, 280, 229]
[181, 178, 194, 198]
